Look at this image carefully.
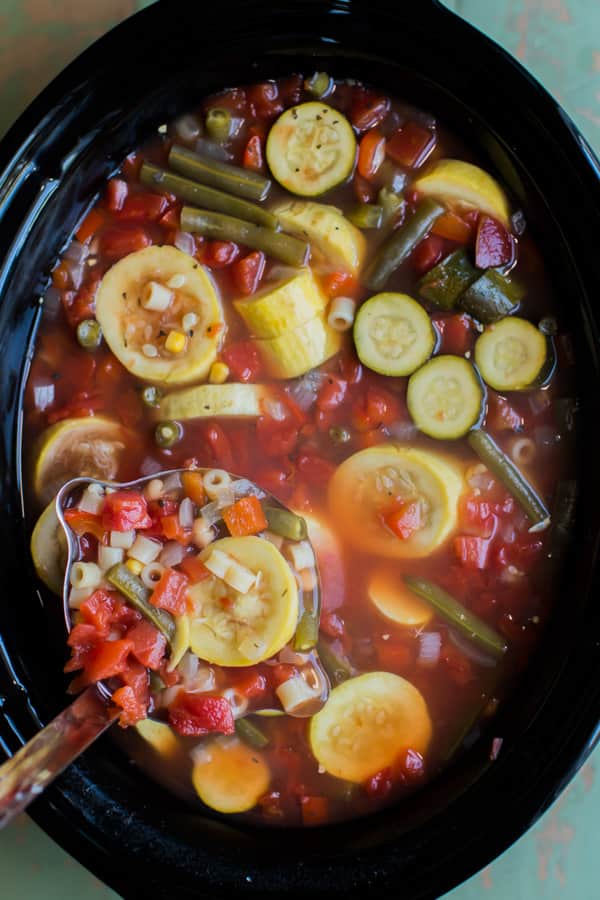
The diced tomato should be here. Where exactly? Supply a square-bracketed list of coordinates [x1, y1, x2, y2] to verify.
[411, 235, 446, 274]
[112, 686, 145, 727]
[460, 497, 498, 537]
[431, 312, 475, 356]
[179, 555, 211, 583]
[364, 767, 393, 799]
[431, 210, 473, 244]
[105, 178, 128, 212]
[256, 416, 298, 457]
[158, 205, 181, 229]
[221, 341, 263, 383]
[147, 497, 179, 521]
[158, 660, 181, 688]
[222, 495, 268, 537]
[243, 134, 264, 171]
[353, 173, 375, 204]
[247, 81, 283, 119]
[454, 535, 492, 570]
[117, 192, 168, 222]
[350, 91, 390, 131]
[269, 663, 298, 688]
[203, 240, 240, 269]
[255, 460, 296, 500]
[387, 122, 436, 168]
[317, 376, 347, 411]
[79, 589, 121, 636]
[299, 795, 329, 826]
[84, 639, 134, 683]
[375, 637, 412, 671]
[150, 568, 189, 616]
[76, 208, 104, 244]
[232, 670, 267, 699]
[64, 508, 106, 541]
[61, 280, 98, 327]
[181, 470, 205, 506]
[352, 385, 401, 432]
[126, 620, 167, 670]
[65, 623, 101, 673]
[319, 611, 345, 639]
[161, 512, 190, 544]
[486, 392, 524, 432]
[338, 353, 363, 385]
[202, 422, 235, 471]
[168, 693, 235, 737]
[321, 271, 359, 300]
[121, 152, 143, 180]
[475, 215, 513, 268]
[99, 225, 151, 259]
[358, 130, 386, 180]
[231, 250, 266, 295]
[384, 501, 422, 540]
[102, 491, 152, 532]
[296, 452, 336, 487]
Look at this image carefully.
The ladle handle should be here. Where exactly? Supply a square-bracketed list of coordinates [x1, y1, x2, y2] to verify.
[0, 686, 117, 828]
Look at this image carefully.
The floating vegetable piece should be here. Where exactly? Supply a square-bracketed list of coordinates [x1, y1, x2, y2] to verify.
[418, 248, 478, 310]
[368, 569, 433, 628]
[460, 269, 524, 324]
[157, 383, 270, 421]
[191, 736, 271, 813]
[365, 199, 444, 291]
[256, 315, 342, 379]
[169, 143, 271, 201]
[474, 317, 549, 390]
[31, 501, 68, 595]
[407, 355, 485, 440]
[135, 718, 180, 756]
[107, 563, 176, 643]
[234, 269, 327, 338]
[353, 292, 436, 376]
[413, 158, 511, 228]
[271, 201, 366, 274]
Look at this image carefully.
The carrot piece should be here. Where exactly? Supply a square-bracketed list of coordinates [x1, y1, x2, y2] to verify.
[222, 495, 268, 537]
[431, 211, 472, 243]
[321, 271, 359, 299]
[161, 514, 190, 543]
[179, 555, 211, 583]
[150, 568, 189, 616]
[182, 471, 206, 506]
[357, 130, 386, 180]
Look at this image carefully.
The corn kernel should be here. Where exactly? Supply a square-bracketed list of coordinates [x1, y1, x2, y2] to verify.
[125, 558, 144, 576]
[208, 361, 230, 384]
[165, 330, 186, 354]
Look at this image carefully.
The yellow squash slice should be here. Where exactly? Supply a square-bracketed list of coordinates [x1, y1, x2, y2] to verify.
[368, 568, 433, 628]
[272, 201, 366, 274]
[328, 444, 463, 559]
[234, 269, 327, 338]
[33, 415, 128, 506]
[192, 737, 271, 813]
[257, 314, 342, 379]
[187, 536, 299, 667]
[157, 383, 270, 421]
[96, 245, 224, 385]
[135, 719, 180, 757]
[414, 159, 511, 228]
[30, 501, 68, 595]
[309, 672, 432, 783]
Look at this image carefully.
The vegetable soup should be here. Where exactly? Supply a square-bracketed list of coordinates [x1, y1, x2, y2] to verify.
[25, 74, 576, 826]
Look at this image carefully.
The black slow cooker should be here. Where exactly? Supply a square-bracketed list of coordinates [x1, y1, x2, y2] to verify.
[1, 1, 600, 897]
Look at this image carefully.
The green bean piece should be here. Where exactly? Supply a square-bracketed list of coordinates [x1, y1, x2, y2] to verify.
[329, 425, 352, 445]
[377, 187, 405, 228]
[467, 429, 551, 530]
[304, 71, 333, 98]
[76, 319, 102, 350]
[141, 385, 163, 409]
[418, 248, 478, 310]
[460, 269, 524, 323]
[365, 198, 444, 291]
[106, 564, 175, 643]
[317, 640, 353, 686]
[293, 586, 321, 652]
[235, 716, 270, 749]
[205, 108, 235, 143]
[181, 207, 309, 267]
[140, 162, 278, 230]
[347, 203, 384, 230]
[155, 420, 182, 449]
[170, 144, 271, 202]
[263, 507, 307, 541]
[403, 575, 507, 659]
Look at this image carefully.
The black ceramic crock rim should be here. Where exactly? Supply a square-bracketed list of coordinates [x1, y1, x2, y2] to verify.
[1, 2, 600, 898]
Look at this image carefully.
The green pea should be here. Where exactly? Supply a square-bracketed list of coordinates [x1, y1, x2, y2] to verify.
[329, 425, 352, 445]
[76, 318, 102, 350]
[155, 420, 182, 449]
[142, 385, 163, 408]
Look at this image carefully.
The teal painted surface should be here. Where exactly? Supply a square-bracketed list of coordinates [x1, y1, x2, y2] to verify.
[0, 1, 599, 897]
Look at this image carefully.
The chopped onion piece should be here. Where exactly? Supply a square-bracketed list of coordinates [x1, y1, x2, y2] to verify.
[194, 138, 232, 161]
[263, 397, 287, 421]
[33, 383, 55, 412]
[221, 687, 249, 719]
[287, 540, 315, 571]
[140, 457, 163, 477]
[190, 744, 213, 766]
[388, 419, 418, 441]
[174, 114, 202, 143]
[286, 371, 327, 411]
[162, 472, 183, 494]
[174, 231, 196, 256]
[159, 541, 186, 568]
[417, 632, 441, 668]
[63, 240, 89, 263]
[490, 737, 503, 761]
[233, 478, 265, 500]
[278, 646, 311, 666]
[199, 500, 222, 527]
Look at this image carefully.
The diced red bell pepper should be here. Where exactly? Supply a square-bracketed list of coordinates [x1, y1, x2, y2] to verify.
[222, 495, 268, 537]
[126, 620, 167, 670]
[221, 341, 263, 383]
[168, 693, 235, 737]
[364, 767, 393, 799]
[299, 795, 329, 826]
[431, 312, 475, 356]
[317, 376, 347, 411]
[475, 215, 513, 268]
[384, 501, 422, 540]
[151, 568, 189, 616]
[179, 554, 211, 583]
[321, 271, 359, 299]
[102, 491, 152, 532]
[454, 535, 492, 570]
[117, 192, 168, 222]
[203, 240, 240, 269]
[105, 178, 128, 212]
[357, 130, 386, 180]
[64, 508, 106, 541]
[243, 134, 264, 171]
[158, 205, 181, 229]
[231, 250, 266, 295]
[350, 91, 390, 131]
[387, 122, 436, 168]
[99, 225, 151, 259]
[84, 638, 134, 683]
[411, 234, 446, 274]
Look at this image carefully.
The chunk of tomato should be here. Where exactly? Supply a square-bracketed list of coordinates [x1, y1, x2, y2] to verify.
[102, 491, 152, 532]
[168, 693, 235, 737]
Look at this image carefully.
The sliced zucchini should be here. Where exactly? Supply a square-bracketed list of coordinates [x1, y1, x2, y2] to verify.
[266, 102, 356, 197]
[95, 245, 224, 385]
[187, 536, 299, 666]
[474, 317, 550, 391]
[368, 568, 433, 628]
[328, 445, 463, 559]
[234, 269, 327, 338]
[271, 201, 366, 274]
[460, 269, 524, 324]
[135, 718, 180, 757]
[418, 249, 478, 310]
[309, 672, 432, 783]
[353, 292, 436, 376]
[257, 314, 342, 379]
[407, 355, 485, 440]
[31, 501, 68, 595]
[157, 383, 270, 420]
[192, 736, 271, 814]
[33, 416, 128, 506]
[413, 159, 511, 228]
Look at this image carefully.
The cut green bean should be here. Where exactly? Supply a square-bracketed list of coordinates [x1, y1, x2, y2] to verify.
[140, 162, 278, 229]
[418, 248, 478, 310]
[205, 108, 235, 143]
[170, 144, 271, 202]
[365, 198, 444, 291]
[293, 586, 321, 652]
[317, 640, 353, 686]
[460, 269, 524, 323]
[348, 203, 384, 230]
[403, 575, 507, 659]
[304, 71, 333, 98]
[264, 507, 307, 541]
[107, 564, 175, 644]
[181, 206, 309, 267]
[235, 716, 270, 749]
[377, 187, 405, 228]
[468, 429, 550, 530]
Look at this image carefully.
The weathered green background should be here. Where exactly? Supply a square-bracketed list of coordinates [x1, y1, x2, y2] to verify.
[1, 1, 599, 897]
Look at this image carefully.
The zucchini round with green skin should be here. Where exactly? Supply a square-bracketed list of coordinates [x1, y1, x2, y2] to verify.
[474, 317, 548, 391]
[266, 102, 356, 196]
[353, 293, 436, 376]
[407, 355, 485, 440]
